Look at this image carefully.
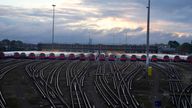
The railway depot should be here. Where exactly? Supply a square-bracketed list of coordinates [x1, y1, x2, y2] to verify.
[0, 0, 192, 107]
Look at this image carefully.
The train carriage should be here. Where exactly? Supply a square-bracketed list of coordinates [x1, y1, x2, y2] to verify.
[140, 55, 146, 61]
[59, 53, 65, 60]
[98, 54, 105, 61]
[120, 54, 128, 61]
[20, 53, 27, 59]
[79, 53, 86, 61]
[0, 52, 5, 59]
[28, 53, 36, 59]
[49, 53, 56, 59]
[14, 52, 20, 59]
[187, 55, 192, 63]
[39, 53, 46, 59]
[108, 54, 116, 61]
[173, 55, 181, 62]
[88, 53, 95, 61]
[130, 55, 137, 61]
[163, 55, 170, 62]
[68, 53, 76, 60]
[151, 55, 158, 62]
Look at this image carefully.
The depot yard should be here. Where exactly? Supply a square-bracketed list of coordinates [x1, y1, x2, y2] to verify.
[0, 59, 192, 108]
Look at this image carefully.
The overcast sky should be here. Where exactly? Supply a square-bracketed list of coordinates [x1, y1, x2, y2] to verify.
[0, 0, 192, 44]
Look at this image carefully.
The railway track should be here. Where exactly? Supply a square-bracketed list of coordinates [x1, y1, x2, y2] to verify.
[94, 61, 144, 108]
[1, 59, 191, 108]
[0, 91, 6, 108]
[114, 62, 143, 108]
[67, 61, 93, 108]
[152, 62, 192, 108]
[0, 59, 33, 108]
[178, 83, 192, 108]
[25, 60, 70, 108]
[25, 60, 93, 108]
[164, 63, 191, 108]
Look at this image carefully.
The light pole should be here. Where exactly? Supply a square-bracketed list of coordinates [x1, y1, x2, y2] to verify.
[125, 31, 128, 52]
[113, 33, 115, 45]
[52, 4, 56, 50]
[146, 0, 150, 72]
[88, 31, 91, 45]
[88, 31, 92, 52]
[125, 31, 128, 45]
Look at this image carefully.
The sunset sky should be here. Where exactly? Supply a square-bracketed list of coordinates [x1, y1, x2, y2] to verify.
[0, 0, 192, 44]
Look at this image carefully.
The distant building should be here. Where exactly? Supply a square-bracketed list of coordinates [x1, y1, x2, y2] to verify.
[38, 43, 158, 53]
[156, 44, 176, 54]
[23, 43, 38, 50]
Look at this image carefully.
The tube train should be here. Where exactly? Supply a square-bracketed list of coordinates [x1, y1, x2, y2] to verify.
[0, 52, 192, 63]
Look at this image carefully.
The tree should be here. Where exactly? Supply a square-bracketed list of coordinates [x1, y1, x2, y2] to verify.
[178, 43, 192, 54]
[0, 39, 26, 51]
[1, 39, 10, 50]
[0, 41, 5, 51]
[2, 39, 10, 45]
[168, 41, 180, 48]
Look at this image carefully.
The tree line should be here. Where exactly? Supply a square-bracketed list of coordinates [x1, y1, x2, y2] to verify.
[168, 41, 192, 54]
[0, 39, 36, 51]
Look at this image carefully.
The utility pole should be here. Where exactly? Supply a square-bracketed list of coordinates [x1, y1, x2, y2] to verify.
[146, 0, 150, 72]
[52, 4, 56, 50]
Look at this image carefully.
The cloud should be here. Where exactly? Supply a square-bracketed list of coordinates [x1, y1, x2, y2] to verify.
[0, 0, 192, 44]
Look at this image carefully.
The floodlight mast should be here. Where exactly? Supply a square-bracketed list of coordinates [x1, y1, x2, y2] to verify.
[146, 0, 150, 72]
[52, 4, 56, 50]
[126, 32, 128, 45]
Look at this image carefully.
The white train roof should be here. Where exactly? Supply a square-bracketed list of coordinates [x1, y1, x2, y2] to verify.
[2, 51, 190, 59]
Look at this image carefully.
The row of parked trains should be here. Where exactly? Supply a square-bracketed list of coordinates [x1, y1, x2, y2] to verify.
[0, 52, 192, 63]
